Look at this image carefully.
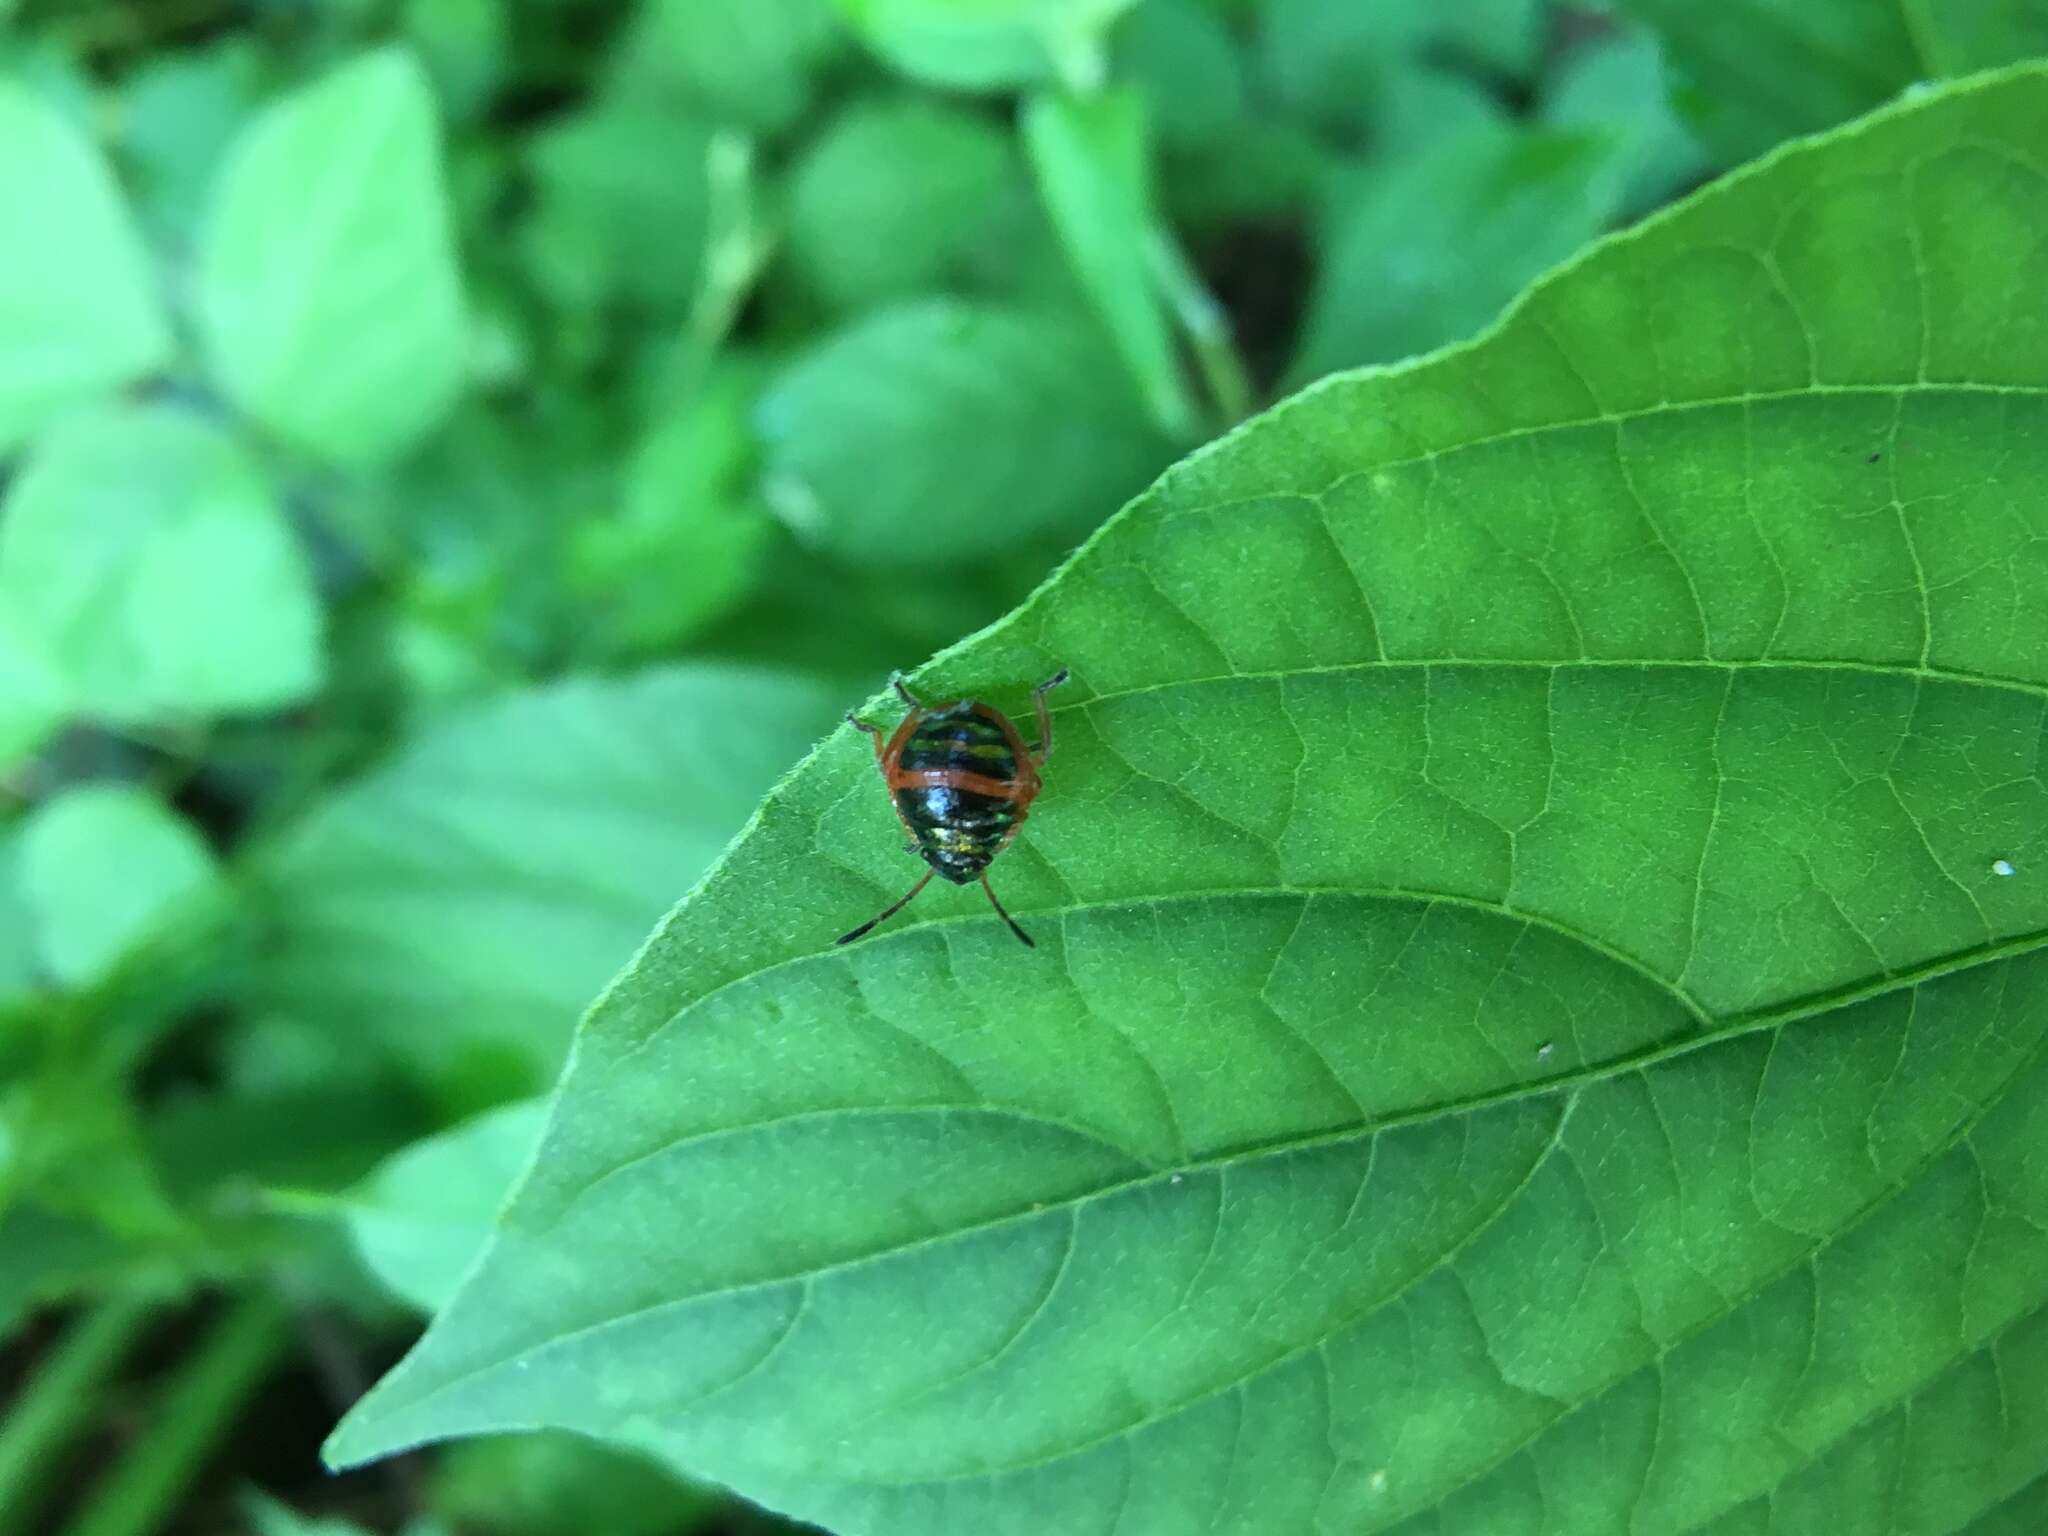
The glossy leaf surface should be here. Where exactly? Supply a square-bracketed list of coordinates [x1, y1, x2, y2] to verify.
[332, 69, 2048, 1535]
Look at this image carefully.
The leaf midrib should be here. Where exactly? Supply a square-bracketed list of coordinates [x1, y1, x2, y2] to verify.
[1052, 656, 2048, 714]
[348, 907, 2048, 1463]
[711, 1011, 2048, 1505]
[558, 903, 2048, 1272]
[369, 997, 2048, 1510]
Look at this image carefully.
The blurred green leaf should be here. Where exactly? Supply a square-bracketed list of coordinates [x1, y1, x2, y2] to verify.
[16, 785, 220, 989]
[1111, 0, 1245, 153]
[152, 1079, 427, 1213]
[835, 0, 1139, 91]
[0, 1207, 165, 1342]
[693, 537, 1049, 684]
[519, 97, 712, 314]
[329, 64, 2048, 1535]
[0, 825, 37, 1003]
[333, 401, 610, 681]
[244, 1490, 452, 1536]
[1253, 0, 1417, 138]
[613, 0, 841, 133]
[1289, 122, 1615, 383]
[243, 1492, 378, 1536]
[756, 298, 1170, 567]
[119, 40, 269, 244]
[1155, 112, 1330, 227]
[2, 1072, 182, 1242]
[785, 98, 1017, 314]
[1256, 0, 1542, 142]
[1371, 62, 1503, 154]
[252, 667, 844, 1111]
[432, 1433, 724, 1536]
[198, 48, 468, 466]
[568, 370, 770, 664]
[1435, 0, 1545, 77]
[0, 32, 93, 121]
[1022, 89, 1195, 438]
[0, 80, 170, 457]
[1908, 0, 2048, 73]
[1541, 25, 1707, 214]
[342, 1098, 543, 1313]
[0, 402, 324, 725]
[1608, 0, 1946, 163]
[400, 0, 510, 121]
[0, 610, 66, 775]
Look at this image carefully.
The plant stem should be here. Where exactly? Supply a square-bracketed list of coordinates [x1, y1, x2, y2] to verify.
[0, 1294, 155, 1536]
[58, 1293, 291, 1536]
[683, 131, 775, 369]
[1148, 226, 1256, 431]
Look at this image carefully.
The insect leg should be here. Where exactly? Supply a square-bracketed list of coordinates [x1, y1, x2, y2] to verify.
[1028, 666, 1071, 762]
[889, 670, 921, 708]
[979, 871, 1035, 948]
[837, 869, 935, 945]
[846, 711, 887, 766]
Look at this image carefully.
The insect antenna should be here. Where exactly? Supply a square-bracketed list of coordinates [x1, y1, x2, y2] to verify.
[836, 869, 935, 945]
[979, 871, 1035, 948]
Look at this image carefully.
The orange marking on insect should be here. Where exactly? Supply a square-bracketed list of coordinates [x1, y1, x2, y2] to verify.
[882, 766, 1034, 801]
[838, 666, 1071, 947]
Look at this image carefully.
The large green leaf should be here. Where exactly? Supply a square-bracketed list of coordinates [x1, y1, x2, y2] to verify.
[252, 667, 844, 1111]
[330, 67, 2048, 1534]
[0, 80, 170, 456]
[196, 48, 467, 466]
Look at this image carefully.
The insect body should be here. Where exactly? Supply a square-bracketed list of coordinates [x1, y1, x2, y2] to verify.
[840, 667, 1070, 947]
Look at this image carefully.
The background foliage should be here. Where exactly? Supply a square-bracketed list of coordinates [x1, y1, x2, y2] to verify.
[0, 3, 2042, 1535]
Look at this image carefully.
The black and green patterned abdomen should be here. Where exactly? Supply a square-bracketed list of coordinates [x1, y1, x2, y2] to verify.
[896, 710, 1020, 779]
[894, 784, 1019, 881]
[892, 707, 1026, 883]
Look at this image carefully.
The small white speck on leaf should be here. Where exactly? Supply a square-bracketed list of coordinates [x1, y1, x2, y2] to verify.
[1169, 1173, 1183, 1184]
[1536, 1041, 1554, 1060]
[1368, 1469, 1389, 1495]
[1993, 858, 2017, 877]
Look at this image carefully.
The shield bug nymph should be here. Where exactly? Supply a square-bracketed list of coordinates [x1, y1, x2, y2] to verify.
[839, 667, 1070, 948]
